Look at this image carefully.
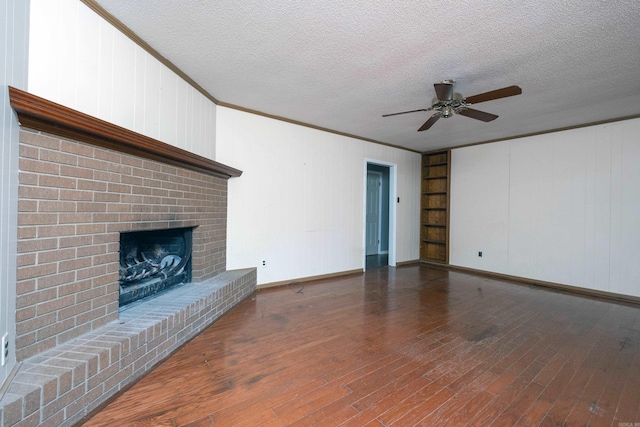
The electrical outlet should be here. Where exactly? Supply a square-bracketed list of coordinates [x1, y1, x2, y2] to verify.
[1, 333, 8, 367]
[478, 251, 483, 257]
[262, 260, 266, 267]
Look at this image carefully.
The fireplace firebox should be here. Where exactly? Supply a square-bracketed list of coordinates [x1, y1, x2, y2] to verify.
[119, 227, 194, 306]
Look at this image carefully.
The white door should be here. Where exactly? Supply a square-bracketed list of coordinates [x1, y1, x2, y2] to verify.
[366, 171, 382, 255]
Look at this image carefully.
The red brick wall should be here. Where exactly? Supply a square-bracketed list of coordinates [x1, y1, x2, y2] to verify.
[15, 128, 228, 361]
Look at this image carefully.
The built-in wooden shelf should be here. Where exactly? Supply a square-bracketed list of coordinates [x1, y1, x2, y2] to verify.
[9, 86, 242, 179]
[420, 150, 450, 264]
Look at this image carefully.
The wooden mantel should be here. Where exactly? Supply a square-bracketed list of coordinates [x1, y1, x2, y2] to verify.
[8, 86, 242, 179]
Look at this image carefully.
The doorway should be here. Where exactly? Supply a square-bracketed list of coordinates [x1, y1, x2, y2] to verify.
[365, 162, 394, 269]
[366, 170, 382, 256]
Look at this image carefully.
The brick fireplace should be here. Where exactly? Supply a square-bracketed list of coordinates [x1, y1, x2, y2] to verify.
[0, 88, 256, 426]
[15, 126, 234, 360]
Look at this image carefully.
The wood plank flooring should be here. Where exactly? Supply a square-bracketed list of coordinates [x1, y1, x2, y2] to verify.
[81, 265, 640, 426]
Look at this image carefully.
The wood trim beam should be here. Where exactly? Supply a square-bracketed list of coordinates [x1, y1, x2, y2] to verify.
[9, 87, 242, 179]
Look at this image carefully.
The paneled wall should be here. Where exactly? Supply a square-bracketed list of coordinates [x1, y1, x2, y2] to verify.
[216, 107, 421, 285]
[450, 118, 640, 298]
[1, 0, 29, 385]
[27, 0, 217, 160]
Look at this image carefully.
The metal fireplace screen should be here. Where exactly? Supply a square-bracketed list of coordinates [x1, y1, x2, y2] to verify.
[119, 227, 193, 306]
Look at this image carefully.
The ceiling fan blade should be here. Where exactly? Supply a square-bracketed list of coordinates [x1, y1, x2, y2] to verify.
[434, 82, 454, 101]
[457, 108, 498, 122]
[464, 85, 522, 104]
[382, 108, 429, 117]
[418, 113, 441, 131]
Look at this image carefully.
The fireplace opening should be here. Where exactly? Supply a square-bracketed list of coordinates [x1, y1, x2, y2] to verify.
[119, 227, 193, 306]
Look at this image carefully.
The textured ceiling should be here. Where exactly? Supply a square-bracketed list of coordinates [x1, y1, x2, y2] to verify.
[94, 0, 640, 152]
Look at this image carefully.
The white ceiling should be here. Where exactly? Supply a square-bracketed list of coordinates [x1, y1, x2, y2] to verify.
[94, 0, 640, 152]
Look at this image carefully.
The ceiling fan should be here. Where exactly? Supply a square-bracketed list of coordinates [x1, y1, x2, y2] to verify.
[382, 80, 522, 131]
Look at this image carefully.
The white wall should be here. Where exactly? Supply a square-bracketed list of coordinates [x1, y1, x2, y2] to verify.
[216, 107, 421, 285]
[27, 0, 217, 160]
[450, 118, 640, 297]
[1, 0, 29, 385]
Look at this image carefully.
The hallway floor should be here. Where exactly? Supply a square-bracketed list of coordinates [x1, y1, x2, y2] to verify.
[365, 253, 388, 269]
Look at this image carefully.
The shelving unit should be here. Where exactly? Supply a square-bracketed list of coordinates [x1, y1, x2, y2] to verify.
[420, 150, 450, 263]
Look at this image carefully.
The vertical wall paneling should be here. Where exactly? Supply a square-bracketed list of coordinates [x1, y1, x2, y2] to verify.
[450, 118, 640, 298]
[28, 0, 59, 102]
[608, 124, 623, 294]
[143, 52, 161, 139]
[159, 65, 177, 145]
[583, 127, 597, 291]
[75, 2, 100, 117]
[111, 29, 136, 130]
[1, 0, 29, 385]
[58, 0, 79, 109]
[27, 0, 217, 159]
[176, 78, 188, 151]
[449, 143, 509, 272]
[593, 125, 612, 292]
[133, 44, 146, 134]
[507, 138, 536, 276]
[184, 83, 195, 154]
[207, 100, 216, 160]
[216, 107, 420, 285]
[563, 129, 587, 287]
[620, 119, 640, 296]
[546, 134, 574, 283]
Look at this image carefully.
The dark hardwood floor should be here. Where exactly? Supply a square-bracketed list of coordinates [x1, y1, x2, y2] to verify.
[82, 265, 640, 426]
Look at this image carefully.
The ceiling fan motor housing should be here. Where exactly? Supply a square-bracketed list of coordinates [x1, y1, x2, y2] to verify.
[431, 93, 465, 117]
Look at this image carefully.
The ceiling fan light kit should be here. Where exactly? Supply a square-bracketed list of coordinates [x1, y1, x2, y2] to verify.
[383, 80, 522, 132]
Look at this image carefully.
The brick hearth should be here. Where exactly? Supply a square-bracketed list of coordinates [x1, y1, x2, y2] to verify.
[1, 269, 255, 426]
